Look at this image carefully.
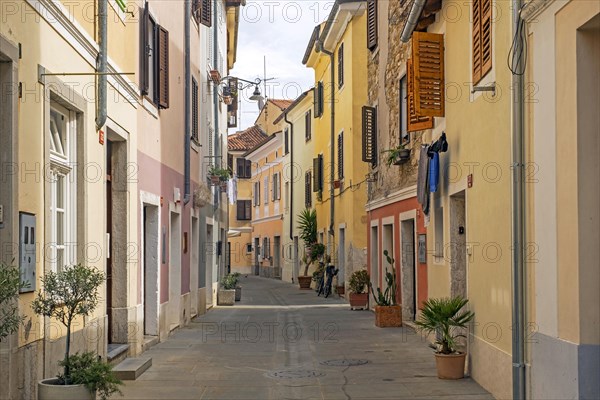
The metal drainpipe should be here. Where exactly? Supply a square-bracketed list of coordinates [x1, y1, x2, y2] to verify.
[184, 0, 191, 204]
[511, 0, 526, 398]
[95, 0, 107, 131]
[317, 42, 335, 247]
[400, 0, 427, 42]
[284, 113, 294, 243]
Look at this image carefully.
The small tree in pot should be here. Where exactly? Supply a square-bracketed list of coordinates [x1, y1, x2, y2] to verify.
[368, 250, 402, 327]
[297, 209, 322, 289]
[32, 264, 122, 400]
[414, 296, 475, 379]
[348, 269, 369, 310]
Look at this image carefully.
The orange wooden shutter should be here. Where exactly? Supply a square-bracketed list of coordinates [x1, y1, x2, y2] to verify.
[407, 59, 434, 132]
[480, 0, 493, 78]
[157, 26, 169, 109]
[412, 32, 445, 117]
[472, 0, 482, 84]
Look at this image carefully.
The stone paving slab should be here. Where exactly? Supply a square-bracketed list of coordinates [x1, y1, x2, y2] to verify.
[121, 276, 494, 400]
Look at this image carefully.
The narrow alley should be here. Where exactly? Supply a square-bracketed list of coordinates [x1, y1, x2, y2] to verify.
[120, 277, 492, 400]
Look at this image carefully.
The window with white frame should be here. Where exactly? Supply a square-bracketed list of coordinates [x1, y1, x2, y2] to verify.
[48, 104, 77, 272]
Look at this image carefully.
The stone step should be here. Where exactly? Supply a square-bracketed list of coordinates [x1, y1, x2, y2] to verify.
[142, 335, 159, 353]
[107, 344, 129, 366]
[112, 357, 152, 381]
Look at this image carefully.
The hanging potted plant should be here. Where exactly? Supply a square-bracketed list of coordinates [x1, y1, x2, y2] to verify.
[414, 297, 475, 380]
[208, 166, 231, 185]
[32, 264, 123, 400]
[368, 250, 402, 327]
[383, 144, 411, 166]
[348, 269, 369, 310]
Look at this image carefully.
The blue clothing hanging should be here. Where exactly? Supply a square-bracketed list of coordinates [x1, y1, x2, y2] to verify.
[429, 152, 439, 193]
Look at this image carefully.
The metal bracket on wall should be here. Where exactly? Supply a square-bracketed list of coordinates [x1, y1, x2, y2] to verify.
[37, 64, 133, 85]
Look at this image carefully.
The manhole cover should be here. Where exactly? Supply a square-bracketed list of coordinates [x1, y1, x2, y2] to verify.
[266, 370, 326, 379]
[320, 359, 369, 367]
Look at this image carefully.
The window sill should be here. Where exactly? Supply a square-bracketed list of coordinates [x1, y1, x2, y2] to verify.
[191, 140, 200, 153]
[142, 97, 159, 119]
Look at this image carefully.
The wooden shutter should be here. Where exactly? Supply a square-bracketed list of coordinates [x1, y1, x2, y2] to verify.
[237, 158, 245, 177]
[305, 110, 312, 140]
[236, 200, 244, 220]
[407, 58, 434, 132]
[362, 106, 377, 164]
[244, 200, 251, 220]
[192, 77, 199, 141]
[313, 156, 323, 192]
[244, 159, 251, 179]
[412, 32, 445, 117]
[367, 0, 378, 50]
[305, 172, 312, 208]
[473, 0, 492, 84]
[314, 82, 323, 117]
[338, 132, 344, 179]
[338, 43, 344, 88]
[140, 4, 149, 95]
[201, 0, 212, 27]
[157, 26, 169, 109]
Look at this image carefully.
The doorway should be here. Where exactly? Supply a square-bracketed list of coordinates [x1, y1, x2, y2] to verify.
[401, 219, 416, 321]
[274, 236, 281, 279]
[143, 205, 159, 336]
[370, 225, 379, 294]
[338, 228, 346, 285]
[169, 211, 181, 331]
[254, 237, 260, 275]
[450, 191, 467, 298]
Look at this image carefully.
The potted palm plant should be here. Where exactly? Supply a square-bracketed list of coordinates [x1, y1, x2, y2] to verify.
[348, 269, 369, 310]
[414, 296, 475, 379]
[368, 250, 402, 327]
[32, 264, 122, 400]
[297, 209, 322, 289]
[218, 274, 237, 306]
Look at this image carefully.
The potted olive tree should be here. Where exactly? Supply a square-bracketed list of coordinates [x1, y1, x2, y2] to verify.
[368, 250, 402, 327]
[348, 269, 369, 310]
[0, 262, 27, 340]
[297, 209, 324, 289]
[32, 264, 122, 400]
[415, 296, 475, 379]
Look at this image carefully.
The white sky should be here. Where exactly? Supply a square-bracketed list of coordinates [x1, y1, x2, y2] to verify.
[228, 1, 334, 132]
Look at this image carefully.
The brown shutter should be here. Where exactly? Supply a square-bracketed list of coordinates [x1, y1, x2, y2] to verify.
[313, 158, 319, 191]
[305, 110, 312, 140]
[245, 159, 251, 178]
[236, 201, 244, 220]
[480, 0, 492, 78]
[245, 200, 251, 220]
[305, 172, 312, 208]
[362, 106, 377, 164]
[192, 77, 199, 141]
[237, 158, 244, 177]
[472, 0, 482, 84]
[338, 43, 344, 88]
[140, 4, 149, 95]
[201, 0, 212, 27]
[412, 32, 445, 117]
[367, 0, 378, 51]
[407, 58, 434, 132]
[338, 132, 344, 179]
[314, 82, 323, 118]
[157, 26, 169, 109]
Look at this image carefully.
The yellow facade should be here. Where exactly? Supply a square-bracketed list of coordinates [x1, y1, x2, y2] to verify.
[303, 4, 369, 284]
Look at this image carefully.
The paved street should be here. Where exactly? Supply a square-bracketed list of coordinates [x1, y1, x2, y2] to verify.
[121, 277, 493, 400]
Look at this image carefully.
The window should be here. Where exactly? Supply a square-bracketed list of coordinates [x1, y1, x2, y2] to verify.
[315, 81, 324, 118]
[140, 4, 169, 108]
[338, 43, 344, 88]
[272, 173, 281, 201]
[227, 154, 233, 171]
[246, 243, 252, 254]
[472, 0, 492, 84]
[237, 158, 251, 179]
[434, 206, 444, 258]
[362, 106, 377, 166]
[253, 181, 260, 206]
[49, 104, 77, 273]
[305, 171, 312, 208]
[400, 75, 408, 144]
[313, 155, 324, 192]
[263, 237, 270, 258]
[305, 110, 312, 141]
[193, 0, 211, 27]
[236, 200, 252, 221]
[367, 0, 378, 51]
[338, 132, 344, 179]
[263, 176, 269, 204]
[284, 128, 289, 154]
[192, 77, 199, 142]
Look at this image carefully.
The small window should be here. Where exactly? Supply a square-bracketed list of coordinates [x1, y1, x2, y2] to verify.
[236, 200, 252, 221]
[140, 4, 169, 108]
[237, 158, 251, 179]
[246, 243, 252, 254]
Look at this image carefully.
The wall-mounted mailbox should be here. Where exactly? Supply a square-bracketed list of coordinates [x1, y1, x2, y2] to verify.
[19, 212, 36, 293]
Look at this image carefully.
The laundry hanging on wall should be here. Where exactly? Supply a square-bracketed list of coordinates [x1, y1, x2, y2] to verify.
[416, 132, 448, 216]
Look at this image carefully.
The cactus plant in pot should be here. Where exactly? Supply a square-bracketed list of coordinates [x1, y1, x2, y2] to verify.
[32, 264, 122, 400]
[414, 296, 475, 379]
[348, 269, 369, 310]
[368, 250, 402, 327]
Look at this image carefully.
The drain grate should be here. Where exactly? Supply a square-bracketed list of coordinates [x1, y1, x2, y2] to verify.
[320, 359, 369, 367]
[266, 369, 326, 379]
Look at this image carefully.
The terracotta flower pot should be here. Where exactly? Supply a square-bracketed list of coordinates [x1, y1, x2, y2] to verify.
[434, 352, 467, 380]
[336, 285, 345, 296]
[374, 305, 402, 327]
[349, 293, 368, 310]
[298, 276, 312, 290]
[38, 379, 95, 400]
